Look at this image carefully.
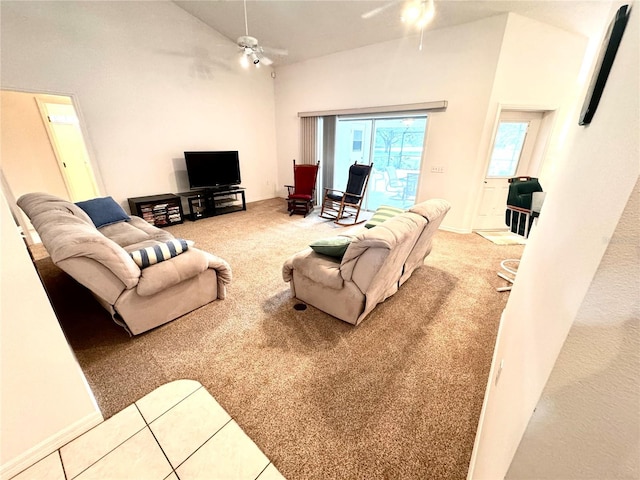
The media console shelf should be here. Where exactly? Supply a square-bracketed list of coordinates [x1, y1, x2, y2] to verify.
[127, 193, 183, 227]
[178, 187, 246, 221]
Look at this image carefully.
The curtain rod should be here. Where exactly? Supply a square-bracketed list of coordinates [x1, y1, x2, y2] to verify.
[298, 101, 447, 118]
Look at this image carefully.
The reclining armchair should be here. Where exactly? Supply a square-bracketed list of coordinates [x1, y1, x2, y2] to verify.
[18, 192, 232, 335]
[284, 199, 451, 325]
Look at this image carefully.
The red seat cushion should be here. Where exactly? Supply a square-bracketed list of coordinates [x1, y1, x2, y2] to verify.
[289, 194, 312, 201]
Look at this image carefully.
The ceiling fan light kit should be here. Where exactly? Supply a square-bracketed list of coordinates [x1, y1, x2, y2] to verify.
[361, 0, 436, 51]
[235, 0, 435, 68]
[402, 0, 435, 28]
[239, 52, 249, 68]
[236, 0, 286, 68]
[402, 0, 435, 51]
[238, 35, 261, 68]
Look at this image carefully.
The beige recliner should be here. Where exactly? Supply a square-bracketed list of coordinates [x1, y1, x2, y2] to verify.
[283, 199, 450, 325]
[18, 192, 232, 335]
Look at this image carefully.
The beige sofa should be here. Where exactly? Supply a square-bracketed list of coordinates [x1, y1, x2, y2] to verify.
[282, 199, 450, 325]
[18, 192, 231, 335]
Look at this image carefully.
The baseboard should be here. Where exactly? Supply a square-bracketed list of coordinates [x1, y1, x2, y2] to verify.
[440, 225, 472, 234]
[466, 309, 507, 480]
[0, 411, 103, 480]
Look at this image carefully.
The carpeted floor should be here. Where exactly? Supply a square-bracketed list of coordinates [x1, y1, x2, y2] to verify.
[32, 198, 524, 480]
[476, 230, 527, 245]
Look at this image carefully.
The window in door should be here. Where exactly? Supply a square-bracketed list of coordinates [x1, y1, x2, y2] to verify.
[486, 122, 529, 177]
[474, 110, 544, 231]
[333, 115, 427, 211]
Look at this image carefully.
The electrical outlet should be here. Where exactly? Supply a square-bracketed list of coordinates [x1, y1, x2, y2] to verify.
[430, 166, 445, 173]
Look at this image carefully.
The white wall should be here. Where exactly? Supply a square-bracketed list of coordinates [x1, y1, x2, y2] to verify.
[0, 190, 102, 479]
[0, 2, 279, 474]
[274, 15, 508, 232]
[0, 91, 69, 200]
[273, 14, 589, 233]
[0, 1, 279, 207]
[467, 14, 588, 229]
[507, 178, 639, 478]
[468, 3, 639, 478]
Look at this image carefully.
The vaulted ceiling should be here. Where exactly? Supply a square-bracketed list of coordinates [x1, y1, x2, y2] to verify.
[173, 0, 613, 66]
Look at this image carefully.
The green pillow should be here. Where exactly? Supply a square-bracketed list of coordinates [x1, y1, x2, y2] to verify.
[364, 205, 405, 229]
[309, 236, 352, 259]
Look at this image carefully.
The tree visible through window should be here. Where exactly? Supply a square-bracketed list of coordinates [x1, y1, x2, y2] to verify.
[373, 118, 425, 170]
[487, 122, 529, 177]
[334, 115, 427, 211]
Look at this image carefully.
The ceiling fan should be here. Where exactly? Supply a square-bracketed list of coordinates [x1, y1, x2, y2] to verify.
[361, 0, 434, 22]
[361, 0, 403, 20]
[236, 0, 288, 67]
[362, 0, 435, 50]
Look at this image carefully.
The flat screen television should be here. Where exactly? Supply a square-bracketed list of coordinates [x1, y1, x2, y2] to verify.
[184, 151, 241, 189]
[578, 4, 630, 125]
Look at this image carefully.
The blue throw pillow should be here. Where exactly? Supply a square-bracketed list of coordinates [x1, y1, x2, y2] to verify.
[129, 239, 189, 269]
[75, 196, 130, 228]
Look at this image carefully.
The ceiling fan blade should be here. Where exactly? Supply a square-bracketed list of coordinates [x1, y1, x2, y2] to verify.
[361, 1, 400, 19]
[262, 46, 288, 57]
[260, 56, 274, 66]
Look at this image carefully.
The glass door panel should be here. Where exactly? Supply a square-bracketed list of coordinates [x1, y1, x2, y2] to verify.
[486, 122, 529, 178]
[334, 115, 427, 212]
[367, 116, 427, 211]
[475, 111, 542, 231]
[334, 120, 372, 191]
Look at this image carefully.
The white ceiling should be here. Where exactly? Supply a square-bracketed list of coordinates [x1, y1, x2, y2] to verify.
[173, 0, 613, 66]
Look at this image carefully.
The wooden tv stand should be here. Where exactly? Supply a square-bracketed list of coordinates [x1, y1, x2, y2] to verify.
[177, 187, 246, 221]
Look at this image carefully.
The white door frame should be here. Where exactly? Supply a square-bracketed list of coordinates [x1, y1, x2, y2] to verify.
[1, 88, 103, 243]
[0, 169, 35, 245]
[2, 88, 103, 196]
[35, 97, 100, 201]
[473, 105, 556, 231]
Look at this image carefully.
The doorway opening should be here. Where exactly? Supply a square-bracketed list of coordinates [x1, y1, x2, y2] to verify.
[0, 90, 99, 244]
[474, 109, 550, 231]
[35, 97, 99, 202]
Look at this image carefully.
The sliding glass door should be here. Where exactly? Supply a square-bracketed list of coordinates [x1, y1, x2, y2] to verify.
[334, 115, 427, 211]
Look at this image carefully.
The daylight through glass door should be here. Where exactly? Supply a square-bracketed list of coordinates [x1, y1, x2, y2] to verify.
[334, 115, 427, 211]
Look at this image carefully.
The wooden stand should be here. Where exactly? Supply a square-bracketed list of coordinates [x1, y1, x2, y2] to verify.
[127, 194, 183, 227]
[178, 187, 246, 221]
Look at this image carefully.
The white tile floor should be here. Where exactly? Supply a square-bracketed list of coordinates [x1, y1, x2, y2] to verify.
[10, 380, 285, 480]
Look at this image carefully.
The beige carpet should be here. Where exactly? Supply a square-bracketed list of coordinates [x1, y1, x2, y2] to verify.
[476, 230, 527, 245]
[32, 198, 524, 479]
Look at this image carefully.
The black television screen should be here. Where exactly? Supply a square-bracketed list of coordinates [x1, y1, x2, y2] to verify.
[578, 4, 630, 125]
[184, 151, 241, 189]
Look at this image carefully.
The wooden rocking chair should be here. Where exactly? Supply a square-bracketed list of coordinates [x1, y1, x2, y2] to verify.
[320, 162, 373, 226]
[286, 160, 320, 217]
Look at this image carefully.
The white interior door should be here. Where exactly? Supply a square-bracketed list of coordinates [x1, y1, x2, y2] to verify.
[475, 111, 543, 231]
[36, 100, 98, 202]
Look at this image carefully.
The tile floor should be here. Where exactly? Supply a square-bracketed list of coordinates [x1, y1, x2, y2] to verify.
[10, 380, 285, 480]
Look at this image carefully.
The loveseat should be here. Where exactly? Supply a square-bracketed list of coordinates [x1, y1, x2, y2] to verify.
[282, 199, 450, 325]
[18, 192, 232, 335]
